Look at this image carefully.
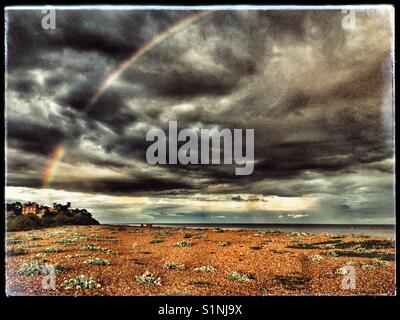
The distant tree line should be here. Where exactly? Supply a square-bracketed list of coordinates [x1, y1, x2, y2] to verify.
[6, 202, 100, 231]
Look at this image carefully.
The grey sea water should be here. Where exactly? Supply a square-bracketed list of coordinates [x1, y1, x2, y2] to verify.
[126, 223, 395, 238]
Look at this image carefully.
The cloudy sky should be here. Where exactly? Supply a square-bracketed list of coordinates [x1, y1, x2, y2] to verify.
[5, 7, 394, 224]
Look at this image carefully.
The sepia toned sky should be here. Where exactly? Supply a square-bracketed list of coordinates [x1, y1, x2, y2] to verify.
[5, 7, 395, 224]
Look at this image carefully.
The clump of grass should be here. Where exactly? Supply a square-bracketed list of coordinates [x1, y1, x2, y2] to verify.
[334, 268, 347, 275]
[220, 241, 230, 247]
[308, 254, 324, 262]
[290, 232, 302, 237]
[174, 241, 192, 247]
[31, 237, 43, 241]
[165, 263, 186, 271]
[228, 271, 253, 282]
[213, 227, 224, 233]
[254, 232, 263, 237]
[84, 258, 111, 265]
[42, 247, 62, 253]
[149, 239, 164, 244]
[135, 271, 161, 286]
[53, 264, 69, 274]
[324, 251, 339, 257]
[55, 239, 76, 245]
[17, 260, 45, 276]
[265, 230, 283, 235]
[7, 238, 24, 245]
[61, 275, 101, 289]
[183, 232, 193, 238]
[360, 260, 389, 269]
[24, 243, 40, 248]
[193, 266, 216, 273]
[7, 247, 27, 256]
[249, 246, 263, 250]
[17, 260, 68, 276]
[35, 253, 47, 258]
[81, 244, 102, 251]
[81, 244, 117, 254]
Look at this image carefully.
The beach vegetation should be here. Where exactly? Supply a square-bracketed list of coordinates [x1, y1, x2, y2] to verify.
[135, 271, 161, 286]
[61, 275, 101, 289]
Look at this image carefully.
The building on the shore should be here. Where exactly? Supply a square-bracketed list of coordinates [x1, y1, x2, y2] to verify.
[21, 202, 39, 215]
[13, 202, 94, 220]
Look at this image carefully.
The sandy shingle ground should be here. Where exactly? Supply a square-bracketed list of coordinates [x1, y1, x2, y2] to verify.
[5, 225, 396, 296]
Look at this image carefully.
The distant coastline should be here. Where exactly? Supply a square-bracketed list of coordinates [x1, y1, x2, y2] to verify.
[106, 223, 395, 237]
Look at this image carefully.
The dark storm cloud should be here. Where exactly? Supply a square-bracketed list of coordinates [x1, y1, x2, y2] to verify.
[5, 7, 394, 223]
[6, 10, 194, 69]
[49, 176, 195, 195]
[7, 118, 66, 155]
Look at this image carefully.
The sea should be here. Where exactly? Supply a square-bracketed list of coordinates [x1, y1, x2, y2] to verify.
[124, 223, 396, 238]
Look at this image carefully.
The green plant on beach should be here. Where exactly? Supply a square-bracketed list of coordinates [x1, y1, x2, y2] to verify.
[17, 260, 45, 276]
[220, 241, 230, 247]
[174, 241, 192, 247]
[7, 238, 24, 245]
[61, 275, 101, 289]
[334, 268, 347, 275]
[149, 239, 164, 244]
[135, 271, 161, 286]
[30, 236, 43, 241]
[7, 247, 27, 256]
[81, 243, 101, 251]
[324, 251, 339, 257]
[193, 266, 216, 273]
[84, 258, 111, 265]
[81, 244, 117, 254]
[17, 260, 68, 276]
[166, 263, 186, 271]
[360, 260, 389, 269]
[35, 252, 47, 258]
[228, 271, 253, 282]
[23, 243, 40, 248]
[264, 230, 283, 235]
[308, 254, 324, 262]
[55, 239, 76, 245]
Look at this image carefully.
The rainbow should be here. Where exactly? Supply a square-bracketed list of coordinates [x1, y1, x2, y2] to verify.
[86, 10, 211, 109]
[42, 10, 212, 188]
[42, 144, 65, 188]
